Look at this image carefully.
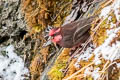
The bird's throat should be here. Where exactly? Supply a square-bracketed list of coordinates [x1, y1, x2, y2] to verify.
[52, 35, 62, 43]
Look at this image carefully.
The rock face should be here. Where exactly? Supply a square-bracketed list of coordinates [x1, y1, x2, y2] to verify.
[2, 0, 115, 80]
[0, 0, 26, 45]
[0, 0, 34, 57]
[0, 0, 34, 69]
[0, 0, 30, 79]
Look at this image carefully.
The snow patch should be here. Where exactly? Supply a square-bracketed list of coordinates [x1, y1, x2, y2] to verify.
[84, 67, 100, 80]
[0, 45, 29, 80]
[100, 0, 120, 21]
[74, 46, 93, 68]
[99, 6, 111, 19]
[94, 27, 120, 62]
[117, 63, 120, 68]
[91, 68, 100, 80]
[74, 0, 120, 79]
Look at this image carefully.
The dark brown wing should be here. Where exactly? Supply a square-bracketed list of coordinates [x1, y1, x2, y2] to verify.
[58, 23, 76, 48]
[58, 15, 97, 48]
[73, 16, 96, 44]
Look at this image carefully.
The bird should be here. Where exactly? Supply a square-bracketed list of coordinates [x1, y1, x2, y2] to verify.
[49, 15, 98, 48]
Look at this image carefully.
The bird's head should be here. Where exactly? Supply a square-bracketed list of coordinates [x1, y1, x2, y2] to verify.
[49, 28, 62, 43]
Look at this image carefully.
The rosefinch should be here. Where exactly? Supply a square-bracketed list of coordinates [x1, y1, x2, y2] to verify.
[49, 15, 97, 48]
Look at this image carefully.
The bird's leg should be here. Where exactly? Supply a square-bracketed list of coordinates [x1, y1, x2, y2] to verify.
[54, 43, 59, 51]
[69, 47, 77, 56]
[68, 47, 82, 63]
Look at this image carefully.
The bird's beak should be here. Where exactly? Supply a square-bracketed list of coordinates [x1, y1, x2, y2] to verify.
[42, 36, 52, 48]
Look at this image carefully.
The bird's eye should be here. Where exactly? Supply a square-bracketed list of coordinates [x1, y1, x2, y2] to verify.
[52, 32, 60, 37]
[53, 33, 57, 37]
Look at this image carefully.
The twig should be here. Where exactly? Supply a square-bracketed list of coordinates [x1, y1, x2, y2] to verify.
[63, 61, 94, 80]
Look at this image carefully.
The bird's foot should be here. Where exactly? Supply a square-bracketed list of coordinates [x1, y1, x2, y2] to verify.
[69, 47, 77, 56]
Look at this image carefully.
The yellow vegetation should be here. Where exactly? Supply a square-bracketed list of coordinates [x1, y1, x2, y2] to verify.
[62, 0, 120, 80]
[21, 0, 120, 80]
[48, 48, 70, 80]
[91, 13, 117, 46]
[21, 0, 72, 80]
[40, 46, 49, 63]
[30, 53, 43, 80]
[21, 0, 72, 33]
